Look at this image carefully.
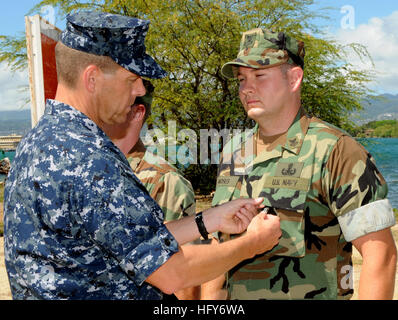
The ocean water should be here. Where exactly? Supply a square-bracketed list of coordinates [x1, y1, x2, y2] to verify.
[1, 138, 398, 208]
[0, 151, 15, 162]
[358, 138, 398, 209]
[0, 150, 15, 183]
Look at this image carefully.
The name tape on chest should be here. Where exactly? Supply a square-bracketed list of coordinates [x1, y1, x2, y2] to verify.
[216, 176, 240, 188]
[264, 176, 309, 191]
[265, 162, 308, 191]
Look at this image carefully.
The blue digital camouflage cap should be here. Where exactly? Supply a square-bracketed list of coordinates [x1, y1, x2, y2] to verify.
[60, 11, 167, 79]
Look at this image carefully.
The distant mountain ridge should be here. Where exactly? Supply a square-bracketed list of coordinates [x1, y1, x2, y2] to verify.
[0, 109, 31, 136]
[0, 109, 31, 121]
[353, 94, 398, 124]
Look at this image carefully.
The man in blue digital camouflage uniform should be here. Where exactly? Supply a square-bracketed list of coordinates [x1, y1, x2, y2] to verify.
[3, 11, 282, 300]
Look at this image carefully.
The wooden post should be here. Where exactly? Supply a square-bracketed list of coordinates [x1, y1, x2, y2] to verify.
[25, 15, 61, 128]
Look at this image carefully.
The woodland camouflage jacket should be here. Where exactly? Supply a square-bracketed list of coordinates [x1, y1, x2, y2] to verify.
[213, 107, 395, 300]
[128, 140, 196, 222]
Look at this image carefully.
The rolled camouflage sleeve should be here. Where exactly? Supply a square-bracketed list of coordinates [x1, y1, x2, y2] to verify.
[322, 136, 396, 241]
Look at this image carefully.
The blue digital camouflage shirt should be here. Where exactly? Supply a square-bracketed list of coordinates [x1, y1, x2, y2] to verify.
[3, 99, 179, 300]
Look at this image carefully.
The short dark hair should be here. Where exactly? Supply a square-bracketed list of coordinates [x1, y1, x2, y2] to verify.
[55, 42, 119, 88]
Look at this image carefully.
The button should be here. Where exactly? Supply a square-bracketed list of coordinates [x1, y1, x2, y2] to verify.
[164, 238, 171, 247]
[128, 270, 135, 277]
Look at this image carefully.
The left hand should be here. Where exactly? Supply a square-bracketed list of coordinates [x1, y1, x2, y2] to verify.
[203, 198, 265, 235]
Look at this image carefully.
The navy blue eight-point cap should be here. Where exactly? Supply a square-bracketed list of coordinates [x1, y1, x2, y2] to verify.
[60, 11, 167, 79]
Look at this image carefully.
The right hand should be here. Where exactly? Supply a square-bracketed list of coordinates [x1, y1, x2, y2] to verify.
[204, 198, 265, 236]
[246, 211, 282, 255]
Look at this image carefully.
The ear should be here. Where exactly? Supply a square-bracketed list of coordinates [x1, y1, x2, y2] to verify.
[288, 66, 304, 93]
[130, 104, 146, 123]
[82, 64, 101, 93]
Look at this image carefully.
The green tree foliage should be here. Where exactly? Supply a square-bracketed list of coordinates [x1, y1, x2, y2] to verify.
[357, 120, 398, 138]
[0, 34, 27, 72]
[0, 0, 376, 193]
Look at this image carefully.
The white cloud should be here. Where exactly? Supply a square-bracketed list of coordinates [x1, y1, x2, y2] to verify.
[0, 62, 30, 111]
[335, 10, 398, 94]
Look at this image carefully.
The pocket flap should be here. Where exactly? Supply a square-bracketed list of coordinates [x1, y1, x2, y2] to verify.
[262, 189, 308, 258]
[270, 208, 306, 257]
[260, 187, 308, 213]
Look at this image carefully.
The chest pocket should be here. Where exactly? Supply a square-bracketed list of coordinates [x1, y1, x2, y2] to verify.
[213, 159, 311, 258]
[241, 168, 309, 258]
[213, 173, 308, 258]
[262, 189, 307, 258]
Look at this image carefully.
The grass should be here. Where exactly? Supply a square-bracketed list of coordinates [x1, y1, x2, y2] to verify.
[195, 195, 213, 213]
[0, 183, 3, 236]
[0, 183, 3, 203]
[0, 183, 4, 237]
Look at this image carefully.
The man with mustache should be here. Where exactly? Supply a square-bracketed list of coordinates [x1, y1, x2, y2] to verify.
[3, 12, 281, 300]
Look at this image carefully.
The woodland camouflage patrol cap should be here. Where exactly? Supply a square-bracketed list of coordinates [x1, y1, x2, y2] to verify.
[60, 11, 167, 79]
[221, 28, 305, 79]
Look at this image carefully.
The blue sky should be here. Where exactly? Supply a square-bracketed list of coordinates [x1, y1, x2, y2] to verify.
[311, 0, 398, 29]
[0, 0, 398, 111]
[0, 0, 64, 37]
[1, 0, 397, 36]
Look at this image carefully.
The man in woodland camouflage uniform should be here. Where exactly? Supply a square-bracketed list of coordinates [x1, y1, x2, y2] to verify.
[129, 81, 196, 222]
[104, 80, 199, 299]
[206, 28, 397, 300]
[129, 141, 196, 221]
[3, 12, 282, 300]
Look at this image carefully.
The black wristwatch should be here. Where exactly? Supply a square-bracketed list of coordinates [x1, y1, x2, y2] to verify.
[195, 211, 209, 240]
